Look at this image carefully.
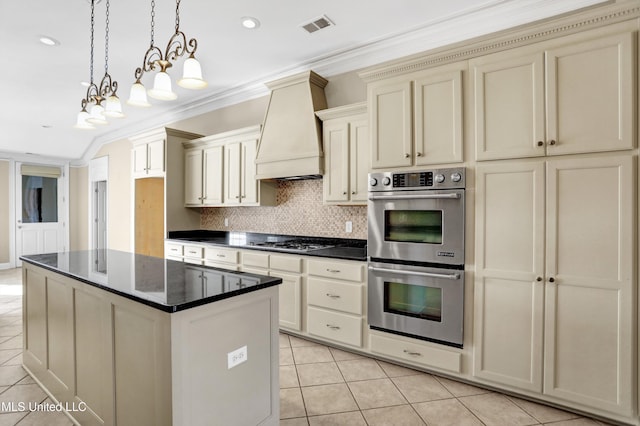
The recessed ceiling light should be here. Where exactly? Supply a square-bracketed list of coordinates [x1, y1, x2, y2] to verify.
[241, 17, 260, 29]
[39, 36, 60, 46]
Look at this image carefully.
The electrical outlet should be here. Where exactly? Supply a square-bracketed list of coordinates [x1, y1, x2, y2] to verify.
[345, 221, 353, 233]
[227, 345, 248, 369]
[224, 218, 229, 227]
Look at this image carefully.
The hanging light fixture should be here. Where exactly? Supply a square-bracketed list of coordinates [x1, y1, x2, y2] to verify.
[74, 0, 124, 129]
[128, 0, 207, 106]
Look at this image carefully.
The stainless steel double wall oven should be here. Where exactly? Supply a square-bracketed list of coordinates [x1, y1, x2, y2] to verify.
[367, 168, 465, 347]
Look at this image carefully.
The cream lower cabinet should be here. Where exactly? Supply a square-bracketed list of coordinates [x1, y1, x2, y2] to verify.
[306, 258, 365, 348]
[368, 63, 464, 169]
[270, 255, 304, 332]
[316, 103, 369, 205]
[474, 155, 634, 417]
[471, 24, 634, 161]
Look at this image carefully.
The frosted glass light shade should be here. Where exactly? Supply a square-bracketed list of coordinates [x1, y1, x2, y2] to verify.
[148, 71, 178, 100]
[127, 82, 151, 107]
[73, 110, 95, 130]
[178, 57, 208, 89]
[103, 95, 125, 118]
[86, 104, 108, 125]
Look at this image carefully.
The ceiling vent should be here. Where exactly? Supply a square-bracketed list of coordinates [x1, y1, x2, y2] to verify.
[301, 15, 334, 34]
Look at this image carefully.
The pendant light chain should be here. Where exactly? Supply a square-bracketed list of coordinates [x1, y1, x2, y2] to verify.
[104, 0, 110, 73]
[89, 0, 95, 85]
[150, 0, 156, 47]
[175, 0, 181, 33]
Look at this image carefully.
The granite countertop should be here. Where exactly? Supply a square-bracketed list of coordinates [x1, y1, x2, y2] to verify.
[166, 230, 367, 262]
[20, 249, 282, 313]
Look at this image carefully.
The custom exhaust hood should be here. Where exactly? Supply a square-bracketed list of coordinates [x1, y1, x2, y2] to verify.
[255, 70, 328, 180]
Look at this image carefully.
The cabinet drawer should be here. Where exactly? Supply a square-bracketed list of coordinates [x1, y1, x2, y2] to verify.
[204, 247, 239, 265]
[308, 259, 364, 282]
[242, 251, 269, 269]
[307, 278, 362, 315]
[370, 332, 461, 373]
[307, 307, 362, 347]
[165, 242, 184, 257]
[183, 245, 203, 259]
[270, 255, 303, 273]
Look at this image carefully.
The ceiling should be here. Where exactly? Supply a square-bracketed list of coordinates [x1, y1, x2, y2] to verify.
[0, 0, 607, 163]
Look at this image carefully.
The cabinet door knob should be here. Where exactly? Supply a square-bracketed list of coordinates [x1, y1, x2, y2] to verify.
[537, 141, 544, 147]
[404, 153, 410, 158]
[416, 152, 422, 157]
[343, 191, 347, 195]
[536, 276, 542, 282]
[235, 196, 240, 199]
[351, 191, 356, 195]
[549, 277, 555, 283]
[548, 140, 557, 146]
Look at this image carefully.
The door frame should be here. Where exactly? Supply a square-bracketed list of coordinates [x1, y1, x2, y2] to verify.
[14, 161, 69, 267]
[89, 156, 109, 253]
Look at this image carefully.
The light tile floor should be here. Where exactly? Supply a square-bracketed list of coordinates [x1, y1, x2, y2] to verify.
[0, 268, 616, 426]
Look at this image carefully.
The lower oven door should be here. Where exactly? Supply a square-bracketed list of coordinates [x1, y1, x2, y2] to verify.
[368, 261, 464, 347]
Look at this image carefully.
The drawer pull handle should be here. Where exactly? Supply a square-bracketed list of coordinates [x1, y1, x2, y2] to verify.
[188, 251, 198, 255]
[326, 293, 341, 299]
[326, 324, 341, 330]
[217, 254, 226, 258]
[170, 248, 178, 252]
[403, 349, 422, 357]
[326, 269, 341, 273]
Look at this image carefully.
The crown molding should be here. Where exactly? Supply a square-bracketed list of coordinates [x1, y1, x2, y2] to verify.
[359, 0, 639, 81]
[78, 0, 620, 165]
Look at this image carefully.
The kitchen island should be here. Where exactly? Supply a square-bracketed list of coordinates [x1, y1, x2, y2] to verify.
[20, 250, 281, 426]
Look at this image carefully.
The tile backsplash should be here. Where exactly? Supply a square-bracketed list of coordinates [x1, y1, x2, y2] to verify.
[201, 179, 367, 239]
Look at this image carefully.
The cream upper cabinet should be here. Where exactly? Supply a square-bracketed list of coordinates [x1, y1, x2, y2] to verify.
[225, 139, 261, 206]
[317, 102, 369, 205]
[133, 139, 165, 178]
[474, 155, 634, 416]
[413, 70, 463, 165]
[472, 28, 635, 161]
[370, 81, 413, 168]
[369, 65, 464, 169]
[184, 149, 203, 205]
[184, 145, 223, 206]
[183, 126, 276, 207]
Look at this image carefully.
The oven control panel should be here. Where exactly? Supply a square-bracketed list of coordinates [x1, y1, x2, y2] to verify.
[368, 167, 465, 191]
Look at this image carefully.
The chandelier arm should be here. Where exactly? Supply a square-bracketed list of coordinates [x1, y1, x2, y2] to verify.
[98, 73, 118, 97]
[186, 38, 198, 56]
[85, 83, 100, 103]
[164, 31, 187, 63]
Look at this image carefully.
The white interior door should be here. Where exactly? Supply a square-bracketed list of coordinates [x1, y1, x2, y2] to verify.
[15, 164, 64, 266]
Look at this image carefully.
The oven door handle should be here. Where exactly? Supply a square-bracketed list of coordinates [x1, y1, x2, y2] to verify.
[368, 193, 461, 201]
[368, 266, 460, 280]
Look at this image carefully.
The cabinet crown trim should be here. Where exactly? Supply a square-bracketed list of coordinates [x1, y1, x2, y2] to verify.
[183, 125, 262, 149]
[130, 127, 203, 145]
[316, 102, 367, 121]
[359, 3, 640, 82]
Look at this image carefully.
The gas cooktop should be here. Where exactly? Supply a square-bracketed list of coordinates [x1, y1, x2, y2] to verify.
[246, 240, 334, 253]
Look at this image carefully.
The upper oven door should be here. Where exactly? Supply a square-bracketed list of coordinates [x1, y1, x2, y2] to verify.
[368, 189, 464, 265]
